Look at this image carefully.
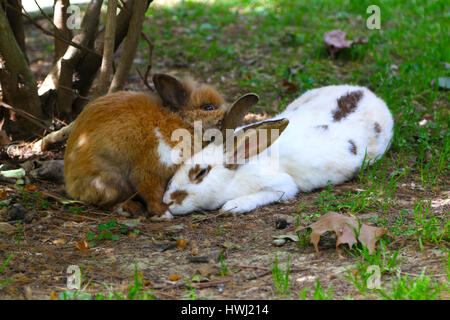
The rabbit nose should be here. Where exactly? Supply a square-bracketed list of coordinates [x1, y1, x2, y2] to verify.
[162, 193, 171, 204]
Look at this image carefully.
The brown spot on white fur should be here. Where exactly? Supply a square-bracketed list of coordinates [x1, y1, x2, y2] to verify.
[374, 122, 381, 134]
[333, 90, 363, 121]
[348, 139, 357, 155]
[188, 164, 211, 184]
[170, 190, 188, 205]
[316, 125, 329, 130]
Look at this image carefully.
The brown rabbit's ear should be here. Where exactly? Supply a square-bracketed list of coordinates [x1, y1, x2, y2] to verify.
[221, 93, 259, 131]
[153, 73, 188, 110]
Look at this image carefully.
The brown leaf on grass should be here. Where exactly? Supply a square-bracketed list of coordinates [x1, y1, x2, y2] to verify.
[282, 79, 299, 94]
[0, 189, 7, 198]
[323, 30, 368, 59]
[296, 212, 386, 254]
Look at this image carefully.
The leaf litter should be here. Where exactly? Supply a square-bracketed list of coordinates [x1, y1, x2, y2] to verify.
[296, 212, 386, 254]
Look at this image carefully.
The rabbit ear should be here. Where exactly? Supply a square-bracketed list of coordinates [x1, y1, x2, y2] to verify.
[221, 93, 259, 132]
[153, 74, 189, 110]
[224, 118, 289, 167]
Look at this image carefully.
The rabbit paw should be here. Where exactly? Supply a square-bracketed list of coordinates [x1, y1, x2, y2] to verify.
[114, 200, 146, 217]
[222, 199, 255, 214]
[150, 210, 174, 221]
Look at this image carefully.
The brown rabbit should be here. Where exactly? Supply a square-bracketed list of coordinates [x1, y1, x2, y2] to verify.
[64, 74, 258, 218]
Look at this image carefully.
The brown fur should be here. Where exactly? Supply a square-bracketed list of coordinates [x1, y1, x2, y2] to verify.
[348, 139, 357, 155]
[170, 190, 188, 205]
[64, 77, 231, 216]
[374, 122, 381, 134]
[333, 90, 363, 121]
[175, 81, 227, 130]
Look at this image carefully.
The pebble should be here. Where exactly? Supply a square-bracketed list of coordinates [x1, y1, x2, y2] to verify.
[275, 218, 288, 229]
[7, 203, 26, 221]
[273, 238, 287, 246]
[187, 256, 210, 263]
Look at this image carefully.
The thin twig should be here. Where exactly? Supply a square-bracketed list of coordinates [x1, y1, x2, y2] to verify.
[136, 32, 154, 92]
[58, 85, 90, 101]
[153, 278, 232, 291]
[245, 270, 272, 281]
[194, 210, 230, 223]
[32, 0, 60, 33]
[0, 102, 48, 130]
[5, 2, 100, 57]
[233, 264, 311, 273]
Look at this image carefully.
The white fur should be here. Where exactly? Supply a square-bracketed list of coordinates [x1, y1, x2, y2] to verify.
[163, 85, 394, 215]
[155, 128, 182, 168]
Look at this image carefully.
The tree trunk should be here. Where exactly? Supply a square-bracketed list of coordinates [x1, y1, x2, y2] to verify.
[71, 0, 149, 113]
[94, 0, 118, 97]
[38, 0, 103, 120]
[53, 0, 72, 62]
[108, 0, 148, 93]
[0, 4, 42, 137]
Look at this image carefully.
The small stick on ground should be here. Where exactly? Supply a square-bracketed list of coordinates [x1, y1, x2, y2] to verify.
[34, 122, 74, 151]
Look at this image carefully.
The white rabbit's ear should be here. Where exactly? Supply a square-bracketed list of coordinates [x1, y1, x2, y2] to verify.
[221, 93, 259, 132]
[224, 118, 289, 167]
[153, 73, 189, 111]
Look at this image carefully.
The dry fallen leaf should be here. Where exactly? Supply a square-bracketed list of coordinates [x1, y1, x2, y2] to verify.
[323, 30, 367, 59]
[176, 239, 187, 250]
[49, 291, 57, 300]
[169, 274, 181, 281]
[24, 185, 37, 192]
[0, 189, 7, 198]
[296, 212, 386, 254]
[281, 79, 299, 94]
[52, 238, 66, 246]
[75, 240, 89, 251]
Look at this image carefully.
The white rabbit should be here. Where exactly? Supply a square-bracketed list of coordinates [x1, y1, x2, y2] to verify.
[163, 85, 394, 215]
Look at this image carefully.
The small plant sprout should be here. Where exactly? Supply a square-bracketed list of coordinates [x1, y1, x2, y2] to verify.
[271, 254, 291, 295]
[219, 252, 228, 276]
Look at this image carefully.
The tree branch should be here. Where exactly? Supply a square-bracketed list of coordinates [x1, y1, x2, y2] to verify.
[0, 101, 48, 131]
[94, 0, 118, 97]
[136, 32, 154, 92]
[38, 0, 104, 117]
[108, 0, 149, 93]
[0, 4, 43, 136]
[53, 0, 73, 61]
[5, 2, 100, 57]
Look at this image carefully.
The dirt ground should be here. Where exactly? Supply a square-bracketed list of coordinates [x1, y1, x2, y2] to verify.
[0, 173, 448, 300]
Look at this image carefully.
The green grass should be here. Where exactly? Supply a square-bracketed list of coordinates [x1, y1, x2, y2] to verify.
[85, 220, 128, 247]
[271, 254, 291, 295]
[0, 254, 13, 286]
[377, 268, 447, 300]
[413, 199, 449, 249]
[60, 265, 156, 300]
[299, 279, 334, 300]
[219, 252, 229, 276]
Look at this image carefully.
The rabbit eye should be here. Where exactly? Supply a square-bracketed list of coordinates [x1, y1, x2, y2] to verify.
[202, 104, 216, 111]
[189, 165, 212, 183]
[195, 169, 207, 180]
